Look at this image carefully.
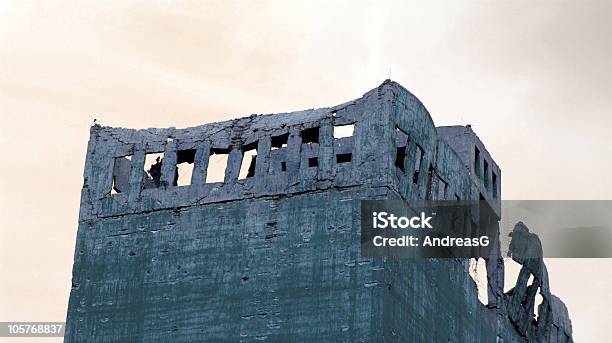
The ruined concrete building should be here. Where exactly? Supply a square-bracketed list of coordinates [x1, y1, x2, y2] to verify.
[65, 81, 573, 342]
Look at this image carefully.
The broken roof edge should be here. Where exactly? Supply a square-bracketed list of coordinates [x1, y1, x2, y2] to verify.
[88, 106, 332, 142]
[88, 79, 430, 135]
[437, 124, 501, 172]
[378, 79, 437, 122]
[88, 81, 379, 135]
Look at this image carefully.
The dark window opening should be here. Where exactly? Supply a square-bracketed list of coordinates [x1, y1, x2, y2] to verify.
[474, 146, 481, 178]
[470, 220, 478, 239]
[425, 164, 435, 199]
[206, 148, 230, 183]
[336, 153, 352, 164]
[143, 152, 164, 189]
[271, 133, 289, 150]
[492, 172, 498, 198]
[301, 127, 319, 144]
[239, 142, 258, 179]
[483, 159, 490, 189]
[280, 161, 286, 172]
[395, 146, 406, 171]
[111, 155, 132, 194]
[174, 149, 196, 186]
[308, 157, 318, 167]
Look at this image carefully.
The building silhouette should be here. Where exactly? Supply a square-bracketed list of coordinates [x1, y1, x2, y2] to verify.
[65, 80, 572, 342]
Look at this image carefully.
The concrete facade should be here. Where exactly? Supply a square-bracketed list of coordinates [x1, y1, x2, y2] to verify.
[65, 80, 573, 342]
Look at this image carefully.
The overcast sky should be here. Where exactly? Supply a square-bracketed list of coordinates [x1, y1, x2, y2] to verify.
[1, 1, 611, 341]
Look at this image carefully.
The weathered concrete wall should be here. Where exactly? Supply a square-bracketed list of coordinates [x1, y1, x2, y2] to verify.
[68, 187, 390, 341]
[65, 81, 573, 342]
[437, 125, 502, 215]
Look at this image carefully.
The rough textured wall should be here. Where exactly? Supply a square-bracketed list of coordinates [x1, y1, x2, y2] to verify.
[65, 81, 573, 342]
[437, 125, 502, 215]
[68, 187, 390, 342]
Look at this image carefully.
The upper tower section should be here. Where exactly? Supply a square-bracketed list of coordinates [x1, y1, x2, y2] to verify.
[78, 80, 501, 220]
[437, 125, 501, 215]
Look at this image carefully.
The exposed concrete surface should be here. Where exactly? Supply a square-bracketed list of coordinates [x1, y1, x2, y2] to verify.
[65, 81, 573, 342]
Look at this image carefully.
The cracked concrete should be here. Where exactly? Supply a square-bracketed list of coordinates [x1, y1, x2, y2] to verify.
[65, 80, 573, 342]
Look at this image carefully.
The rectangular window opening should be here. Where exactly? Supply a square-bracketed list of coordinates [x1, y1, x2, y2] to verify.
[336, 153, 352, 164]
[174, 149, 196, 186]
[483, 159, 490, 189]
[474, 146, 481, 178]
[308, 157, 318, 168]
[271, 133, 289, 150]
[333, 124, 354, 139]
[206, 148, 229, 183]
[301, 127, 319, 144]
[239, 143, 258, 179]
[426, 164, 435, 199]
[492, 172, 498, 198]
[280, 161, 286, 172]
[395, 146, 406, 171]
[143, 152, 164, 189]
[111, 155, 132, 194]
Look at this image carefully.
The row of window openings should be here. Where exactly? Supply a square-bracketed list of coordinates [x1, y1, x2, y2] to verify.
[394, 127, 425, 186]
[395, 127, 499, 201]
[396, 148, 460, 201]
[394, 126, 461, 200]
[474, 147, 498, 198]
[395, 144, 425, 184]
[111, 124, 355, 194]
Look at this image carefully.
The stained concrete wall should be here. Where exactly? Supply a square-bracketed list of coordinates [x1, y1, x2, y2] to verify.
[437, 125, 502, 215]
[65, 81, 572, 342]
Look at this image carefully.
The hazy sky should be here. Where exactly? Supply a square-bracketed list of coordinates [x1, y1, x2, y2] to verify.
[1, 1, 611, 342]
